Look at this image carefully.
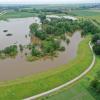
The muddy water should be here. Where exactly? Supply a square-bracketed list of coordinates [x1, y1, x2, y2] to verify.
[0, 17, 82, 81]
[0, 17, 40, 49]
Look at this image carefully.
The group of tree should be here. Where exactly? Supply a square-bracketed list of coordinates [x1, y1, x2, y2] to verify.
[79, 19, 100, 36]
[38, 14, 46, 24]
[31, 45, 41, 57]
[41, 38, 60, 54]
[0, 45, 18, 59]
[30, 17, 100, 38]
[29, 16, 100, 59]
[30, 37, 64, 58]
[30, 18, 79, 39]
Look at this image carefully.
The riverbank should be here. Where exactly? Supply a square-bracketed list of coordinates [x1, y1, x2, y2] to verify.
[0, 36, 92, 100]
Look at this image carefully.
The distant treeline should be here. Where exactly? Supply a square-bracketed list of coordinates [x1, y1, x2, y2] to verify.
[1, 3, 100, 12]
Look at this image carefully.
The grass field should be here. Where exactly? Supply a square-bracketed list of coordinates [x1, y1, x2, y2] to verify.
[46, 56, 100, 100]
[1, 9, 100, 21]
[46, 83, 95, 100]
[0, 36, 92, 100]
[71, 10, 100, 17]
[0, 11, 39, 20]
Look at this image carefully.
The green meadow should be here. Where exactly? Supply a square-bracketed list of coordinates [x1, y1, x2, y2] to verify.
[71, 10, 100, 16]
[0, 11, 38, 20]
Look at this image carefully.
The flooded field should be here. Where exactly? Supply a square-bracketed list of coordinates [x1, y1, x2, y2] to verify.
[0, 17, 82, 81]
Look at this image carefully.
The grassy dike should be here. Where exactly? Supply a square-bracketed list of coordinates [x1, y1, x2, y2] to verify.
[0, 36, 92, 100]
[46, 54, 100, 100]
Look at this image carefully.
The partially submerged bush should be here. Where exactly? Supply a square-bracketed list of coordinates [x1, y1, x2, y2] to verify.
[59, 46, 65, 51]
[0, 45, 18, 59]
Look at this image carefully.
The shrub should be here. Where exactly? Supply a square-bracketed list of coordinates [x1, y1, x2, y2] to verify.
[93, 45, 100, 55]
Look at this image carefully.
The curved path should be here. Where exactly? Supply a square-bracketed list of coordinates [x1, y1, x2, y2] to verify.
[24, 41, 95, 100]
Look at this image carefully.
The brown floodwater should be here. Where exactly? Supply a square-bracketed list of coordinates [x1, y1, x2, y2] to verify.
[0, 17, 82, 81]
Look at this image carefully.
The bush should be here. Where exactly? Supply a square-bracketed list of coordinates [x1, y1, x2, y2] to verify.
[30, 23, 38, 34]
[92, 34, 100, 43]
[35, 31, 47, 40]
[90, 79, 99, 89]
[42, 39, 60, 54]
[66, 38, 70, 44]
[3, 45, 18, 57]
[93, 45, 100, 55]
[90, 71, 100, 93]
[59, 46, 65, 51]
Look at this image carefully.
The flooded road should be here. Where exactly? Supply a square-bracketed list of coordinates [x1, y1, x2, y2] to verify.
[0, 17, 82, 81]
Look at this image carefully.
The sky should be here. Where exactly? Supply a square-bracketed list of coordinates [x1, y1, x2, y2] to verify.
[0, 0, 99, 4]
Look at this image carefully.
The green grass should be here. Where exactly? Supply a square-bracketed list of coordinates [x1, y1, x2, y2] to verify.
[46, 83, 95, 100]
[71, 10, 100, 17]
[91, 16, 100, 26]
[0, 36, 92, 100]
[0, 11, 39, 20]
[45, 47, 100, 100]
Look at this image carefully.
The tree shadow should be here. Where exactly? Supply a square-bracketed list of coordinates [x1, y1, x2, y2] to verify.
[87, 87, 100, 100]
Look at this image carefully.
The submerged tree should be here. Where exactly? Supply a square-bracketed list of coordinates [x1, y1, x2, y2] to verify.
[1, 45, 18, 57]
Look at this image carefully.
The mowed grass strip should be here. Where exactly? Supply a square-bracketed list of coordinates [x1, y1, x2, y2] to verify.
[46, 83, 95, 100]
[0, 36, 92, 100]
